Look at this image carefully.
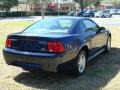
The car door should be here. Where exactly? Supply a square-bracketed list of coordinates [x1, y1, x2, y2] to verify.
[82, 19, 107, 55]
[104, 10, 109, 17]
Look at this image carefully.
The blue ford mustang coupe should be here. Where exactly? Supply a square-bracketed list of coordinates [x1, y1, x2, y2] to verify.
[3, 17, 111, 75]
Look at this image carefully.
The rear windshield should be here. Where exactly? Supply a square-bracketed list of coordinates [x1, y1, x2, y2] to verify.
[24, 18, 75, 33]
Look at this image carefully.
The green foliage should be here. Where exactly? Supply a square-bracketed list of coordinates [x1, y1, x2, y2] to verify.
[111, 0, 120, 7]
[31, 0, 40, 4]
[94, 0, 101, 8]
[27, 0, 51, 4]
[73, 0, 103, 10]
[0, 0, 18, 12]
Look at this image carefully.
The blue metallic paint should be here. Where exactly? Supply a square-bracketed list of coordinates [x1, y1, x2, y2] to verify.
[3, 17, 111, 72]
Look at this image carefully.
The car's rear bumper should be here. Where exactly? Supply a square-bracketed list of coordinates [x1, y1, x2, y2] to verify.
[3, 48, 77, 72]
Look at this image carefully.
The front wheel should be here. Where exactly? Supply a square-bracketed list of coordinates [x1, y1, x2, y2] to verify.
[102, 15, 105, 18]
[109, 14, 112, 18]
[75, 51, 87, 75]
[105, 36, 111, 52]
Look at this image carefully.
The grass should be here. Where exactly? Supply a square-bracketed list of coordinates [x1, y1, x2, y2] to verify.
[0, 21, 33, 48]
[0, 21, 120, 90]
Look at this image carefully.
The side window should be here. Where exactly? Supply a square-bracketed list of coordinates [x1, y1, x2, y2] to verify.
[80, 22, 86, 32]
[83, 20, 99, 32]
[74, 22, 86, 34]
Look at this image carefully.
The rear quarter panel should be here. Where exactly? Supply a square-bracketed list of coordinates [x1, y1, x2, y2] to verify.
[59, 34, 90, 60]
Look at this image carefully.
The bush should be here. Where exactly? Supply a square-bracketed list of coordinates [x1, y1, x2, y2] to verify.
[5, 11, 31, 17]
[1, 11, 68, 17]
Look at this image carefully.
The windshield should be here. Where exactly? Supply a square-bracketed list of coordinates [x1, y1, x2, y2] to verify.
[85, 10, 90, 13]
[24, 18, 75, 33]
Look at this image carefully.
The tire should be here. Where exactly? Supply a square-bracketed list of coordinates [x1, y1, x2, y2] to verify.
[74, 51, 87, 75]
[105, 36, 111, 52]
[102, 15, 105, 18]
[110, 14, 112, 18]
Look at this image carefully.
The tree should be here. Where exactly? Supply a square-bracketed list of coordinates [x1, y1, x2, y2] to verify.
[111, 0, 120, 9]
[28, 0, 51, 19]
[73, 0, 102, 11]
[94, 0, 101, 8]
[0, 0, 18, 12]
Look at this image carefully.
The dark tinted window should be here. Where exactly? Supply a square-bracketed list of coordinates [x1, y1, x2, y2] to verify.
[73, 21, 86, 34]
[83, 20, 99, 31]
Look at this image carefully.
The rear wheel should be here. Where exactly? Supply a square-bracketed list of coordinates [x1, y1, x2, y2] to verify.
[75, 51, 87, 75]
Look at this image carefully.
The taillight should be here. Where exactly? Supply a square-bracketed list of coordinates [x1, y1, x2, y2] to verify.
[48, 42, 65, 53]
[5, 38, 12, 48]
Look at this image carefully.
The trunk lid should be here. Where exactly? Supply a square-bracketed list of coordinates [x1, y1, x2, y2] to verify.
[8, 32, 71, 53]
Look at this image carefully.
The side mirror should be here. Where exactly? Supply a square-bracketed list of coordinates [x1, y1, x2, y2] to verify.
[97, 27, 105, 33]
[99, 27, 105, 31]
